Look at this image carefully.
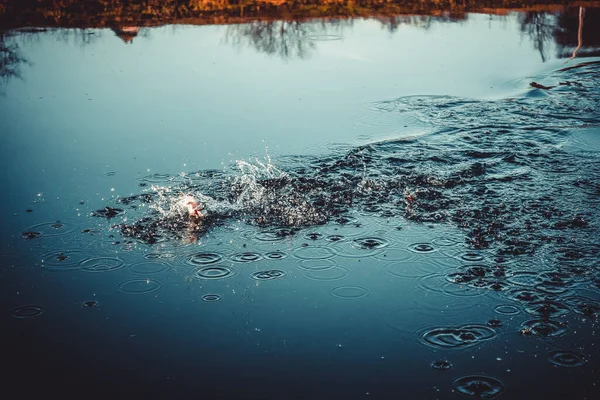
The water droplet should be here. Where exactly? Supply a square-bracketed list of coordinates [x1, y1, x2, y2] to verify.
[431, 360, 453, 370]
[453, 375, 504, 399]
[143, 252, 176, 260]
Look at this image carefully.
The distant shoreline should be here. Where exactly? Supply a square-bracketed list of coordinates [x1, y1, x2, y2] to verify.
[2, 0, 600, 29]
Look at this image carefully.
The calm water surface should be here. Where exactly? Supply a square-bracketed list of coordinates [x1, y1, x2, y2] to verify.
[1, 6, 600, 399]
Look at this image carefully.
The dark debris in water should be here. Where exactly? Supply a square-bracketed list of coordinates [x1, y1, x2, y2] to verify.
[93, 61, 600, 268]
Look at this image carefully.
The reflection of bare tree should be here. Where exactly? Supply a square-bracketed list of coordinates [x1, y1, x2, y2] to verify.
[224, 21, 317, 59]
[376, 13, 466, 33]
[0, 30, 28, 88]
[555, 7, 600, 59]
[518, 11, 557, 62]
[224, 19, 351, 59]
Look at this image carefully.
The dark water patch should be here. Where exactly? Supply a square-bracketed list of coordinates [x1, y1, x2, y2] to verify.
[12, 305, 45, 319]
[420, 324, 496, 349]
[292, 246, 336, 260]
[251, 269, 286, 281]
[21, 231, 42, 239]
[194, 266, 234, 280]
[548, 350, 588, 367]
[91, 207, 123, 219]
[302, 266, 350, 281]
[200, 294, 222, 302]
[452, 375, 504, 399]
[0, 253, 23, 271]
[129, 261, 170, 275]
[534, 271, 573, 294]
[82, 300, 99, 308]
[524, 300, 570, 318]
[230, 252, 263, 263]
[81, 257, 125, 273]
[564, 296, 600, 317]
[40, 250, 86, 271]
[117, 279, 163, 295]
[255, 228, 297, 242]
[264, 251, 288, 260]
[420, 273, 489, 298]
[329, 285, 370, 299]
[507, 288, 543, 304]
[494, 304, 521, 315]
[185, 252, 222, 266]
[81, 228, 103, 236]
[520, 319, 568, 337]
[431, 360, 453, 370]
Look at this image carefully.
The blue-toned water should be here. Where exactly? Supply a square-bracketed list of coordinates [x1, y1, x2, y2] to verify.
[1, 7, 600, 400]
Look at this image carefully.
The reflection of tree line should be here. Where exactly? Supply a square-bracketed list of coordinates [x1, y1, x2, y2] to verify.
[1, 1, 599, 84]
[2, 1, 600, 29]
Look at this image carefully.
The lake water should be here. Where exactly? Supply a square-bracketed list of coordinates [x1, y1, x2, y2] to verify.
[1, 3, 600, 399]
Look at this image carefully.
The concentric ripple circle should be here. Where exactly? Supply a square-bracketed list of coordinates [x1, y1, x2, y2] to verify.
[12, 305, 45, 319]
[251, 270, 286, 281]
[264, 251, 288, 260]
[421, 325, 496, 349]
[117, 279, 163, 294]
[329, 285, 370, 299]
[201, 294, 223, 302]
[40, 250, 86, 271]
[186, 252, 222, 266]
[81, 257, 125, 273]
[409, 243, 436, 253]
[230, 252, 263, 263]
[520, 319, 568, 337]
[292, 246, 336, 260]
[194, 266, 234, 280]
[23, 221, 75, 237]
[548, 350, 587, 367]
[303, 266, 350, 282]
[351, 237, 389, 250]
[453, 375, 504, 399]
[82, 300, 99, 308]
[129, 261, 170, 275]
[143, 252, 176, 260]
[494, 304, 521, 315]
